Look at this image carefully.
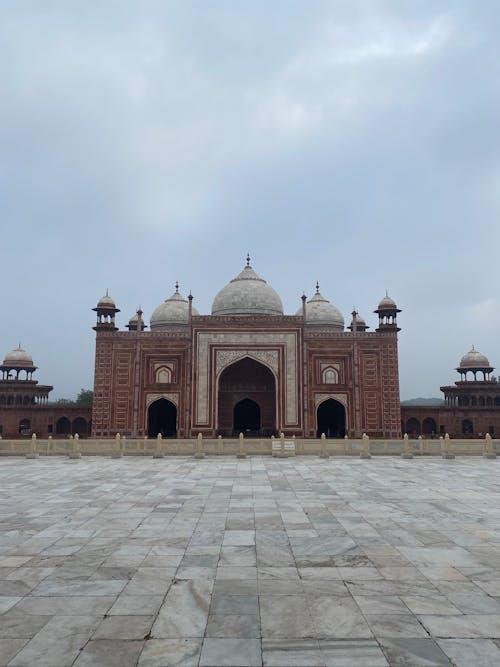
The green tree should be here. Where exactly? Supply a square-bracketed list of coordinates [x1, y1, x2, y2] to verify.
[76, 389, 93, 406]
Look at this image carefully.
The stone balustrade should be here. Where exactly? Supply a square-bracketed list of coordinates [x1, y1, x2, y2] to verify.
[1, 434, 499, 457]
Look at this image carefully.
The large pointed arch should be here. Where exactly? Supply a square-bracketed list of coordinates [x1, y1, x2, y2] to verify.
[217, 357, 276, 436]
[148, 398, 177, 438]
[316, 398, 346, 438]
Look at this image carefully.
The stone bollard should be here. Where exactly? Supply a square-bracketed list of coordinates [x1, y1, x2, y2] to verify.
[194, 432, 205, 459]
[401, 433, 413, 459]
[47, 435, 52, 456]
[217, 435, 223, 456]
[319, 432, 329, 459]
[112, 432, 123, 459]
[360, 432, 372, 459]
[484, 432, 497, 459]
[237, 432, 247, 459]
[153, 433, 164, 459]
[417, 434, 423, 456]
[26, 433, 39, 459]
[344, 434, 349, 455]
[442, 433, 455, 460]
[291, 434, 296, 457]
[69, 433, 82, 459]
[275, 432, 286, 458]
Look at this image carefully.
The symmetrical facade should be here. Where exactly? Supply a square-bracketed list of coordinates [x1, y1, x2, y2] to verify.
[91, 259, 402, 439]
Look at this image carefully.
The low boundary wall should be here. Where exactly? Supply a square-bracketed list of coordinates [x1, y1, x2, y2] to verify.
[0, 436, 498, 457]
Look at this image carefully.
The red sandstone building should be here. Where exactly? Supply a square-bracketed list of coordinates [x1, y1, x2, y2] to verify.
[91, 258, 402, 439]
[401, 348, 500, 438]
[0, 346, 91, 438]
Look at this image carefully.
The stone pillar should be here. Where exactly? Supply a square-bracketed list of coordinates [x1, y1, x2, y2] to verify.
[319, 432, 329, 459]
[360, 432, 371, 459]
[47, 435, 52, 456]
[26, 433, 39, 459]
[112, 432, 123, 459]
[194, 432, 205, 459]
[69, 433, 82, 459]
[153, 433, 164, 459]
[237, 432, 247, 459]
[484, 432, 497, 459]
[217, 435, 223, 456]
[442, 433, 455, 460]
[401, 433, 413, 459]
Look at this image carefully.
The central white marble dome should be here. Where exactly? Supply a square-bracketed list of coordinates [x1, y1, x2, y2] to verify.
[212, 261, 284, 316]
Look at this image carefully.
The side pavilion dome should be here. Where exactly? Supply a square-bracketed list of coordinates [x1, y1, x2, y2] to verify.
[211, 257, 284, 316]
[151, 284, 199, 329]
[296, 283, 344, 329]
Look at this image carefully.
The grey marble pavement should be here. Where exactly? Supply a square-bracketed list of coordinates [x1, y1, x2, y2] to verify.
[0, 455, 500, 665]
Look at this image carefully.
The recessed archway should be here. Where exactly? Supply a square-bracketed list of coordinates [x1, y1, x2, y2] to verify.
[148, 399, 177, 438]
[217, 357, 276, 437]
[316, 399, 346, 438]
[56, 416, 71, 435]
[422, 417, 437, 436]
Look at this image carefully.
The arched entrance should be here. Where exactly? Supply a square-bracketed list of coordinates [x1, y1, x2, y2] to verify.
[422, 417, 437, 436]
[56, 416, 71, 435]
[405, 418, 420, 436]
[148, 399, 177, 438]
[218, 357, 276, 436]
[316, 399, 346, 438]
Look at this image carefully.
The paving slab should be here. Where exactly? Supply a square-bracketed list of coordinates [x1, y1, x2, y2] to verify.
[1, 455, 500, 666]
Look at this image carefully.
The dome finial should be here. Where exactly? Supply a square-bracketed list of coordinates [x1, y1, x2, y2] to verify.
[106, 288, 109, 297]
[246, 253, 251, 267]
[175, 281, 179, 293]
[315, 281, 320, 294]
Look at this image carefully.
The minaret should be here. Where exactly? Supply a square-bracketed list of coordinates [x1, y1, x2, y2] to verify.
[92, 290, 120, 332]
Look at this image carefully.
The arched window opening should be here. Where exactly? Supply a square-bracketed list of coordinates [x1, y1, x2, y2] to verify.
[72, 417, 88, 437]
[156, 366, 173, 384]
[405, 418, 421, 436]
[19, 418, 31, 435]
[462, 419, 473, 436]
[56, 417, 71, 435]
[316, 399, 346, 438]
[322, 366, 339, 384]
[422, 417, 437, 436]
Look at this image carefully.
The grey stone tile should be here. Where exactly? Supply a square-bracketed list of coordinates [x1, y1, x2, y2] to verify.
[0, 611, 51, 639]
[260, 595, 315, 639]
[419, 614, 500, 638]
[0, 638, 28, 666]
[108, 594, 165, 616]
[437, 638, 500, 667]
[8, 615, 101, 667]
[151, 579, 213, 638]
[365, 613, 429, 638]
[318, 639, 388, 666]
[379, 638, 452, 666]
[210, 594, 258, 615]
[206, 614, 260, 638]
[93, 615, 154, 639]
[13, 595, 115, 616]
[262, 638, 324, 666]
[308, 595, 373, 639]
[137, 638, 202, 666]
[199, 638, 261, 666]
[73, 639, 144, 666]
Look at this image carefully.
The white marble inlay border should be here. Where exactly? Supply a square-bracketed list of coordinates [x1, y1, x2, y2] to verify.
[195, 332, 298, 425]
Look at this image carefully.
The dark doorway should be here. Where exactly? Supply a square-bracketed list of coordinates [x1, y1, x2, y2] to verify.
[148, 399, 177, 438]
[422, 417, 437, 436]
[462, 419, 473, 436]
[234, 398, 261, 434]
[218, 357, 276, 436]
[72, 417, 88, 437]
[316, 399, 346, 438]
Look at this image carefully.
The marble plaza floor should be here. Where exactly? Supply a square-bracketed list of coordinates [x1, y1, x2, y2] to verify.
[1, 456, 500, 667]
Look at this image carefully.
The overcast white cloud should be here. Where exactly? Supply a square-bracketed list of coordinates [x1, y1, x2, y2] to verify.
[1, 1, 500, 399]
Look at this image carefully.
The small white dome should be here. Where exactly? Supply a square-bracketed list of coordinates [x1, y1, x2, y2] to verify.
[296, 288, 344, 329]
[3, 345, 34, 367]
[97, 291, 116, 308]
[151, 289, 199, 329]
[377, 293, 397, 310]
[459, 346, 491, 369]
[212, 261, 283, 316]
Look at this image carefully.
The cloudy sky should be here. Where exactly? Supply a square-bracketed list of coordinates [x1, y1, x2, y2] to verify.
[1, 1, 499, 400]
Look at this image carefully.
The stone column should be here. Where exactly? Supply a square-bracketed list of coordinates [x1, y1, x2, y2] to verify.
[26, 433, 39, 459]
[112, 433, 123, 459]
[237, 432, 246, 459]
[217, 435, 223, 456]
[194, 432, 205, 459]
[484, 432, 497, 459]
[69, 433, 82, 459]
[360, 432, 371, 459]
[442, 433, 455, 459]
[401, 433, 413, 459]
[153, 433, 164, 459]
[319, 432, 329, 459]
